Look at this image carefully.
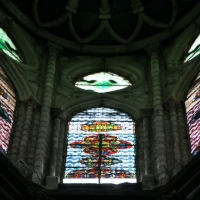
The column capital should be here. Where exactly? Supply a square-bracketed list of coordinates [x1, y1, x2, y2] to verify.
[145, 43, 160, 56]
[51, 108, 66, 120]
[24, 96, 38, 108]
[164, 96, 179, 110]
[47, 42, 63, 55]
[140, 109, 153, 118]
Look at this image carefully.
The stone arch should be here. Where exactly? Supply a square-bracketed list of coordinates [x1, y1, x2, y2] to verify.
[171, 55, 200, 101]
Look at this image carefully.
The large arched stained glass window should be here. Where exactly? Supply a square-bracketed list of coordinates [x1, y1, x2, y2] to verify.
[0, 67, 16, 153]
[64, 107, 136, 184]
[0, 28, 20, 61]
[75, 72, 131, 93]
[185, 34, 200, 62]
[185, 72, 200, 156]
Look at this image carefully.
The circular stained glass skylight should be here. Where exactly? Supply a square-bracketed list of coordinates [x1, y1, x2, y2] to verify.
[75, 72, 131, 93]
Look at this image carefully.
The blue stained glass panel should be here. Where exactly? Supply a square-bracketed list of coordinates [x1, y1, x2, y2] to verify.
[64, 107, 136, 184]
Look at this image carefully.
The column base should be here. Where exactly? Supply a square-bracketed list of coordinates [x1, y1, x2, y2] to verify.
[142, 175, 155, 190]
[46, 176, 59, 189]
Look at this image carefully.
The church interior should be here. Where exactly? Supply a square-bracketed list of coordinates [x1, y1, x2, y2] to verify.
[0, 0, 200, 199]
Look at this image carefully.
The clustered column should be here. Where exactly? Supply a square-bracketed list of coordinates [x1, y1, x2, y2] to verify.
[18, 99, 35, 161]
[32, 43, 61, 183]
[177, 103, 191, 166]
[149, 45, 168, 185]
[56, 120, 66, 181]
[168, 98, 182, 175]
[49, 110, 61, 176]
[9, 102, 25, 163]
[141, 110, 152, 176]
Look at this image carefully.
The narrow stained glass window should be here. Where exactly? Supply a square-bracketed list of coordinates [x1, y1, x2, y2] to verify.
[75, 72, 131, 93]
[185, 72, 200, 156]
[64, 107, 136, 184]
[185, 34, 200, 62]
[0, 28, 20, 61]
[0, 67, 16, 153]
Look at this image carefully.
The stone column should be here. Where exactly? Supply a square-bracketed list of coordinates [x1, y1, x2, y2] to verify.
[18, 99, 35, 161]
[141, 109, 152, 175]
[56, 118, 66, 180]
[9, 102, 25, 163]
[138, 120, 145, 182]
[49, 110, 61, 176]
[167, 97, 182, 175]
[149, 44, 168, 185]
[32, 43, 61, 183]
[60, 122, 68, 182]
[177, 103, 191, 166]
[28, 110, 40, 172]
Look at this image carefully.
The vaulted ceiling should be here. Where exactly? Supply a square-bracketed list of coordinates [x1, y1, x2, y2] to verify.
[0, 0, 199, 54]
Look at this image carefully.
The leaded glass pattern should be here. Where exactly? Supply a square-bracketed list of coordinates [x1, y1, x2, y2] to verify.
[0, 28, 20, 61]
[64, 107, 136, 184]
[185, 72, 200, 156]
[75, 72, 131, 93]
[185, 34, 200, 62]
[0, 67, 16, 153]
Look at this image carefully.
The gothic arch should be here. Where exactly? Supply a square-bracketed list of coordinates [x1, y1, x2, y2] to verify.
[171, 55, 200, 101]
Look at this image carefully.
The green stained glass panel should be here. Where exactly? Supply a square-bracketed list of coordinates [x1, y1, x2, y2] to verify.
[0, 28, 20, 61]
[75, 72, 131, 93]
[185, 34, 200, 62]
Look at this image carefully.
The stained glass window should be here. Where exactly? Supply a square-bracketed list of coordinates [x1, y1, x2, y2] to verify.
[64, 107, 136, 184]
[0, 67, 16, 153]
[75, 72, 131, 93]
[185, 34, 200, 62]
[0, 28, 20, 61]
[185, 72, 200, 156]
